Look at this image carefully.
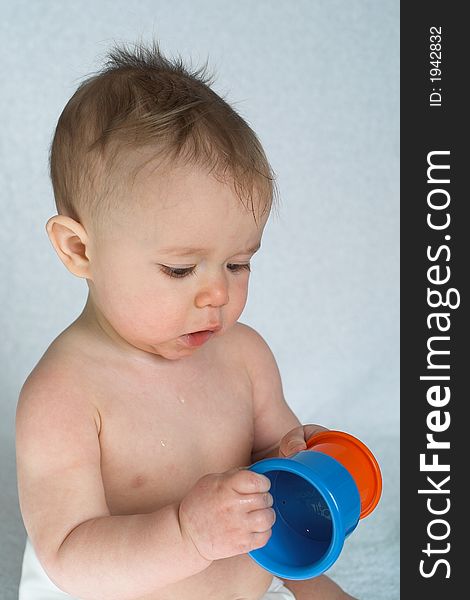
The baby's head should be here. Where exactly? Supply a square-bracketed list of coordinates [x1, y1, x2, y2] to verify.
[47, 41, 277, 360]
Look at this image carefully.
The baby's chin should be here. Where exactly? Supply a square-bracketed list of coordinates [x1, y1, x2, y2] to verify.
[134, 338, 211, 362]
[119, 327, 224, 362]
[130, 343, 193, 362]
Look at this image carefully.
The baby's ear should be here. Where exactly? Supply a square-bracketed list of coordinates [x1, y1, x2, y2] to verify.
[46, 215, 92, 279]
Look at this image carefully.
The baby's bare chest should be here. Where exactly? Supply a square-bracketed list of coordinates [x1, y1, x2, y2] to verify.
[93, 358, 255, 515]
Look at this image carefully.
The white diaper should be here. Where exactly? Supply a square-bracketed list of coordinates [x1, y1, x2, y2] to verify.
[19, 537, 295, 600]
[262, 576, 296, 599]
[18, 538, 78, 599]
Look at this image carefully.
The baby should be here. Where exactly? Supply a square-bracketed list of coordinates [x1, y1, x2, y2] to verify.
[16, 41, 357, 600]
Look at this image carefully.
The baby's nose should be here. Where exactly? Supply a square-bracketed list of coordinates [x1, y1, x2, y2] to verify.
[194, 273, 229, 308]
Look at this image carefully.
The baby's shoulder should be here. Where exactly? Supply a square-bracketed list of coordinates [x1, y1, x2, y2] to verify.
[23, 323, 89, 380]
[222, 321, 266, 345]
[17, 325, 100, 424]
[216, 322, 274, 367]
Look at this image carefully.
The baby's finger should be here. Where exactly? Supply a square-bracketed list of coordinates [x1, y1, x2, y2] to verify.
[230, 469, 271, 494]
[247, 507, 276, 533]
[303, 424, 329, 446]
[279, 427, 307, 457]
[249, 529, 273, 552]
[238, 492, 273, 511]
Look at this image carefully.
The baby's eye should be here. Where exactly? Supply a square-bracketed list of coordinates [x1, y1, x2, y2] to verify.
[160, 265, 196, 279]
[227, 263, 251, 273]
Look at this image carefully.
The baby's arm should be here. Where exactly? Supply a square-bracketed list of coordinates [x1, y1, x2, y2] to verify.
[16, 369, 273, 600]
[237, 324, 325, 461]
[16, 370, 210, 599]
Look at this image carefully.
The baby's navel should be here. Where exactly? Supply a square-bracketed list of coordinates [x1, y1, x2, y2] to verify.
[131, 474, 147, 488]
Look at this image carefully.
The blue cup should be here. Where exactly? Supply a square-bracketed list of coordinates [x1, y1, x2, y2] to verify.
[248, 450, 361, 580]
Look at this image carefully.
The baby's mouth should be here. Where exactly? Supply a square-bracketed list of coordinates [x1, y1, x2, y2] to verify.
[180, 329, 218, 347]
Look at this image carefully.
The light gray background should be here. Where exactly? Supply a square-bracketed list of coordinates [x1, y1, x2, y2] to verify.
[0, 1, 399, 598]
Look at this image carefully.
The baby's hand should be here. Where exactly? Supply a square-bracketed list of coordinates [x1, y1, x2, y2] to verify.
[178, 468, 275, 561]
[278, 424, 329, 457]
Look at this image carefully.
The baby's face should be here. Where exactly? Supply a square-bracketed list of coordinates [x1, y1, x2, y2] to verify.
[86, 164, 268, 360]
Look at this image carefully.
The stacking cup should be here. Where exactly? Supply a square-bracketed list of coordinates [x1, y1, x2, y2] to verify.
[305, 430, 382, 519]
[248, 430, 382, 580]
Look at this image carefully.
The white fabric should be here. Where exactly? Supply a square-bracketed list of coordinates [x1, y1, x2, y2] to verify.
[19, 537, 295, 600]
[262, 576, 296, 599]
[18, 538, 78, 599]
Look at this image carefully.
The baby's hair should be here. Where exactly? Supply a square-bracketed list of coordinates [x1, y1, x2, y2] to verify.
[49, 39, 278, 228]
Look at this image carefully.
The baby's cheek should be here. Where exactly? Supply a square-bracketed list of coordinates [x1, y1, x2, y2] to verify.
[139, 289, 189, 338]
[123, 295, 174, 337]
[94, 281, 157, 339]
[226, 281, 249, 324]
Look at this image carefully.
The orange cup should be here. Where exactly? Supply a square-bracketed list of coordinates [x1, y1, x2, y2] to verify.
[306, 430, 382, 519]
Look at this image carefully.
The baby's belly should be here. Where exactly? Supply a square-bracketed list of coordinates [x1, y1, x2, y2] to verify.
[95, 349, 262, 598]
[102, 457, 273, 600]
[137, 554, 272, 600]
[101, 451, 273, 599]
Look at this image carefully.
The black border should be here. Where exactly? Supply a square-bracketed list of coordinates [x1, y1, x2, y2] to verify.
[400, 3, 466, 596]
